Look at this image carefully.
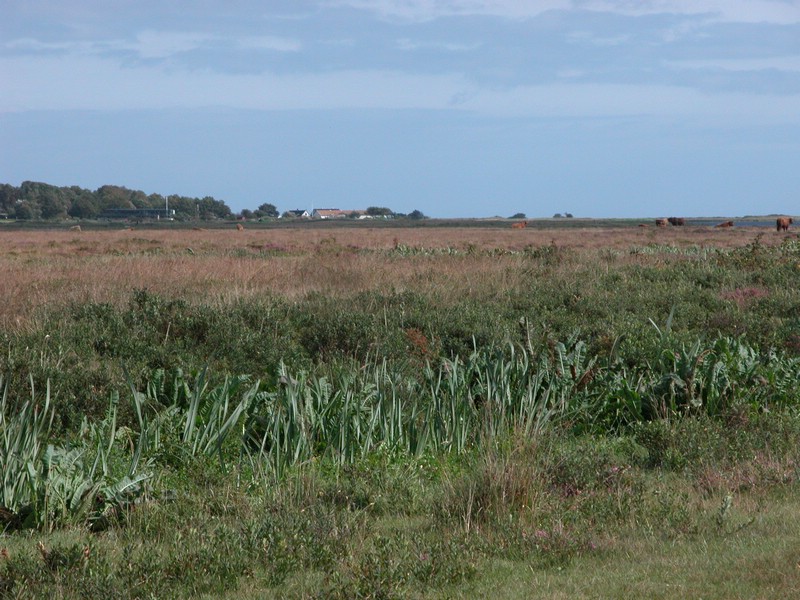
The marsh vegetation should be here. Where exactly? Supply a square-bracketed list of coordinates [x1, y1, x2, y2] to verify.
[2, 223, 800, 598]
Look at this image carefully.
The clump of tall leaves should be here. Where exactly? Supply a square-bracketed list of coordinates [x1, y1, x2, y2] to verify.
[0, 377, 53, 529]
[0, 378, 151, 532]
[242, 333, 800, 476]
[125, 367, 261, 466]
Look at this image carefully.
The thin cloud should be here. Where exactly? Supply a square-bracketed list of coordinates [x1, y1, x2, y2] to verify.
[237, 36, 303, 52]
[131, 31, 218, 59]
[3, 52, 799, 125]
[396, 38, 482, 51]
[332, 0, 800, 24]
[557, 68, 586, 79]
[666, 56, 800, 73]
[566, 31, 632, 46]
[327, 0, 571, 21]
[4, 33, 213, 60]
[461, 81, 800, 122]
[580, 0, 800, 25]
[4, 31, 302, 61]
[0, 54, 472, 112]
[5, 38, 75, 51]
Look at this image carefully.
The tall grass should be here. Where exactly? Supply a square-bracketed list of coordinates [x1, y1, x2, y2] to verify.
[118, 333, 797, 477]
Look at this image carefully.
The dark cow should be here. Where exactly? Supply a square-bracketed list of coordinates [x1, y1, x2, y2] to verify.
[777, 217, 793, 231]
[655, 218, 668, 227]
[667, 217, 685, 226]
[715, 221, 734, 228]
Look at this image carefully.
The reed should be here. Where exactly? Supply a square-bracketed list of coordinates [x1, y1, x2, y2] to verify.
[0, 225, 784, 327]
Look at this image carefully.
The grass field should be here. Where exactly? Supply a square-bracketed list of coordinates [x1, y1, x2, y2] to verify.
[2, 222, 800, 598]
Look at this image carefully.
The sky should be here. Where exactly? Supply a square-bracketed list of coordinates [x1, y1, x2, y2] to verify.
[2, 1, 800, 218]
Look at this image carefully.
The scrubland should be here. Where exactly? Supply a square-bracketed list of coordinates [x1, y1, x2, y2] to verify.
[2, 222, 800, 598]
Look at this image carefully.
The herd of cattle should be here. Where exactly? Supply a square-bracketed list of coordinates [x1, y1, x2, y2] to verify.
[65, 218, 796, 232]
[651, 217, 793, 231]
[506, 217, 795, 230]
[654, 217, 685, 227]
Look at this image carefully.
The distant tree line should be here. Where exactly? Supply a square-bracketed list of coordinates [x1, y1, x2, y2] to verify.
[0, 181, 427, 222]
[0, 181, 233, 221]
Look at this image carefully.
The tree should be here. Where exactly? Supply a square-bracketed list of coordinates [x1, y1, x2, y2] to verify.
[64, 186, 99, 219]
[18, 181, 68, 219]
[68, 194, 99, 219]
[408, 209, 427, 220]
[161, 195, 195, 219]
[366, 206, 393, 217]
[0, 180, 237, 222]
[509, 212, 526, 219]
[255, 203, 279, 218]
[197, 196, 232, 219]
[0, 184, 19, 214]
[240, 209, 254, 220]
[97, 185, 136, 209]
[14, 200, 41, 220]
[553, 213, 563, 218]
[128, 190, 149, 208]
[39, 193, 69, 219]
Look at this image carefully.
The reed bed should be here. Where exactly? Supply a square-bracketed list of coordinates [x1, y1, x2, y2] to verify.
[0, 225, 789, 327]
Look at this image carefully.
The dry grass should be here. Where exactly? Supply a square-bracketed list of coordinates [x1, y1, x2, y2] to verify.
[0, 225, 790, 328]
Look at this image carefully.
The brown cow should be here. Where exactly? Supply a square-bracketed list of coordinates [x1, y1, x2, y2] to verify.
[511, 221, 528, 229]
[715, 221, 734, 228]
[667, 217, 685, 226]
[655, 219, 668, 227]
[236, 223, 245, 231]
[777, 217, 793, 231]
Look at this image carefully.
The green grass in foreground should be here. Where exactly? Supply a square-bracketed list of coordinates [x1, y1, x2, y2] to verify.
[445, 490, 800, 600]
[3, 411, 800, 598]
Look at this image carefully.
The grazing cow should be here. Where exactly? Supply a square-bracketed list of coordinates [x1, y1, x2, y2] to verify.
[777, 217, 793, 231]
[236, 223, 245, 231]
[715, 221, 734, 228]
[667, 217, 685, 226]
[655, 219, 668, 227]
[511, 221, 528, 229]
[69, 225, 81, 232]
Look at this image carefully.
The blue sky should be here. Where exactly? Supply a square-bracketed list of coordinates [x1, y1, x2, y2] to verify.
[2, 1, 800, 218]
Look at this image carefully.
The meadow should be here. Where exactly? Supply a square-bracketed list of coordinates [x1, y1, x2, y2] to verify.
[2, 221, 800, 598]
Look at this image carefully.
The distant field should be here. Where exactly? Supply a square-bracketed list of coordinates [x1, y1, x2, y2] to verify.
[0, 223, 790, 327]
